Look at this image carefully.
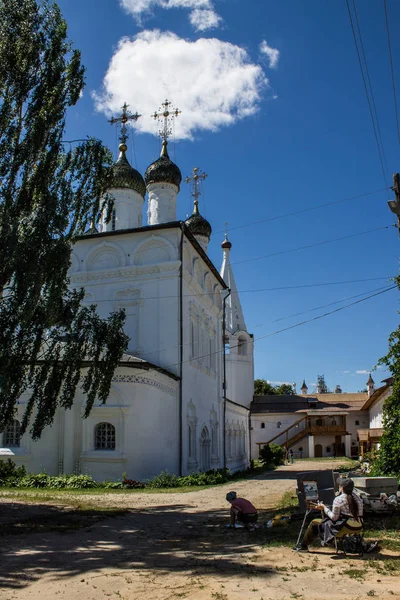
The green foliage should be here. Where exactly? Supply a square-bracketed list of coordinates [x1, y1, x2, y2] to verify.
[372, 294, 400, 475]
[0, 458, 26, 482]
[259, 443, 285, 466]
[254, 379, 295, 396]
[0, 0, 129, 439]
[0, 460, 259, 490]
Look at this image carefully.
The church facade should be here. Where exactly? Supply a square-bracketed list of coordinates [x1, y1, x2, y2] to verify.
[0, 117, 254, 481]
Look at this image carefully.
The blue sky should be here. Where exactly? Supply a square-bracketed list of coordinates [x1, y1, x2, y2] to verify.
[58, 0, 400, 392]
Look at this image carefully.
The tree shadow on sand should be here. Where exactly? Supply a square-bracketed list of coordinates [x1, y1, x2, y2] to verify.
[0, 501, 279, 589]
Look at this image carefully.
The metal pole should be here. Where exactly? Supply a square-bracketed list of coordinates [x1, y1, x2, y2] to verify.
[222, 288, 231, 470]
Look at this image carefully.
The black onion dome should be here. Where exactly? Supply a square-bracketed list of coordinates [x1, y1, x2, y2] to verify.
[185, 201, 212, 239]
[144, 140, 182, 190]
[221, 234, 232, 249]
[112, 144, 146, 197]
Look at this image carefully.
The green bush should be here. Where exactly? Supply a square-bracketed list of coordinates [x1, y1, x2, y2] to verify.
[0, 461, 258, 491]
[259, 443, 285, 466]
[0, 459, 26, 483]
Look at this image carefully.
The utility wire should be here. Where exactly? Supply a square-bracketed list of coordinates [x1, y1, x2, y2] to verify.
[250, 283, 392, 328]
[346, 0, 389, 188]
[383, 0, 400, 145]
[232, 224, 390, 266]
[128, 284, 397, 379]
[214, 186, 388, 235]
[352, 0, 389, 173]
[69, 275, 393, 303]
[255, 284, 396, 342]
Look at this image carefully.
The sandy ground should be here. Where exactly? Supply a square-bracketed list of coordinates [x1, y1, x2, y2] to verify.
[0, 459, 399, 600]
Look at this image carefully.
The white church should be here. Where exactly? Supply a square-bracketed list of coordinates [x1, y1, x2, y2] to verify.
[0, 103, 254, 481]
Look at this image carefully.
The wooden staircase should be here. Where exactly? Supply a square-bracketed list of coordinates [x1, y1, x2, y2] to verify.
[256, 415, 309, 453]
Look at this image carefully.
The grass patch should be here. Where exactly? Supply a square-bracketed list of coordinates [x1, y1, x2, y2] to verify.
[342, 568, 367, 581]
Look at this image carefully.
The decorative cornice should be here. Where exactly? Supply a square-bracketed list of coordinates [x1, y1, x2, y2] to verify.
[112, 374, 176, 396]
[69, 261, 181, 283]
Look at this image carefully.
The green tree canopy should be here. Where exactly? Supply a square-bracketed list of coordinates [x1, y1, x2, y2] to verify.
[0, 0, 128, 439]
[254, 379, 295, 396]
[373, 289, 400, 475]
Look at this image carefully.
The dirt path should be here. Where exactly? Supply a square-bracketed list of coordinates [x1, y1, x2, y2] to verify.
[0, 460, 399, 600]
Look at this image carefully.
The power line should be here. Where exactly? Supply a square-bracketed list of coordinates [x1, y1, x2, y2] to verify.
[352, 0, 389, 173]
[383, 0, 400, 145]
[32, 284, 398, 387]
[232, 224, 390, 266]
[250, 283, 392, 328]
[346, 0, 389, 188]
[255, 284, 396, 342]
[68, 276, 393, 303]
[214, 186, 388, 235]
[119, 284, 397, 379]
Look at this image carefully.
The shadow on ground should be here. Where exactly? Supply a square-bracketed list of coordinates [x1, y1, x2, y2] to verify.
[0, 500, 279, 590]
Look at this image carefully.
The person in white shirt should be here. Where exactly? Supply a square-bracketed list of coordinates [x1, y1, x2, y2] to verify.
[295, 477, 363, 552]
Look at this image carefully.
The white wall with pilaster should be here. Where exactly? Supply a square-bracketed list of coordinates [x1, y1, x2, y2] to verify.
[69, 227, 182, 374]
[250, 413, 307, 459]
[181, 238, 225, 474]
[147, 183, 178, 225]
[98, 187, 144, 232]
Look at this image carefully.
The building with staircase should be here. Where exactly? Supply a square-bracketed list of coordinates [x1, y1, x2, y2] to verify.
[250, 375, 391, 460]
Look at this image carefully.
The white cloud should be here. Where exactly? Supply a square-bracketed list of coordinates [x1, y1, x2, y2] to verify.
[259, 40, 280, 69]
[119, 0, 222, 31]
[93, 30, 268, 140]
[355, 369, 370, 375]
[267, 380, 293, 386]
[189, 8, 222, 31]
[343, 370, 350, 374]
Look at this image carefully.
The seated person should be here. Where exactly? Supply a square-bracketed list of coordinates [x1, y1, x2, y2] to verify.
[226, 491, 258, 529]
[295, 477, 363, 552]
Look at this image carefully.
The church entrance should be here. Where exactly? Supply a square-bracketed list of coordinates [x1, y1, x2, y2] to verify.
[314, 443, 323, 458]
[200, 426, 211, 471]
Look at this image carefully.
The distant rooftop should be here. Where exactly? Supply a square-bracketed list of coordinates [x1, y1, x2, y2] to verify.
[251, 393, 368, 414]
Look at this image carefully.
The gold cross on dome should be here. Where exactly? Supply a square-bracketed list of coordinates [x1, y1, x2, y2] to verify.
[224, 221, 229, 236]
[152, 99, 181, 141]
[185, 166, 208, 202]
[108, 102, 141, 145]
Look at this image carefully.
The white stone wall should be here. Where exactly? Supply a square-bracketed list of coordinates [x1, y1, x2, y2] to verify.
[250, 413, 307, 458]
[2, 369, 179, 481]
[147, 183, 178, 225]
[98, 187, 144, 231]
[225, 401, 249, 472]
[182, 239, 224, 474]
[225, 331, 254, 409]
[70, 228, 182, 374]
[369, 388, 391, 429]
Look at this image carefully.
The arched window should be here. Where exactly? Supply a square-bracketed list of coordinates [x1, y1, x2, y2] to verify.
[94, 422, 115, 450]
[237, 336, 247, 356]
[261, 422, 265, 429]
[277, 421, 282, 429]
[3, 420, 21, 447]
[223, 334, 230, 355]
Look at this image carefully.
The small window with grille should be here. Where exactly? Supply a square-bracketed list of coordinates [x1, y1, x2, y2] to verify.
[111, 209, 116, 231]
[3, 420, 21, 447]
[94, 422, 116, 450]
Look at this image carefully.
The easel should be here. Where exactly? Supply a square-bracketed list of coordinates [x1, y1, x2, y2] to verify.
[292, 480, 320, 551]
